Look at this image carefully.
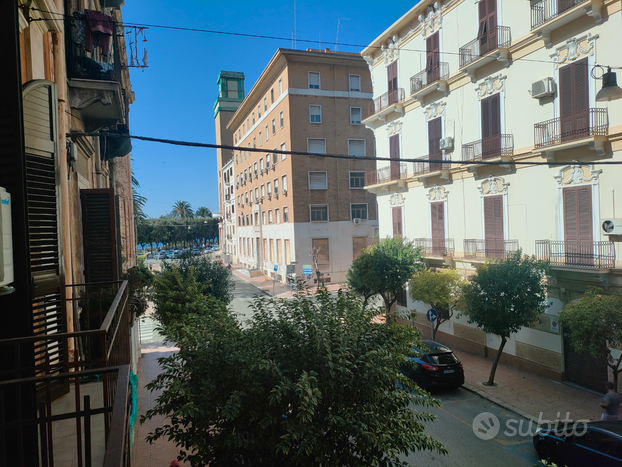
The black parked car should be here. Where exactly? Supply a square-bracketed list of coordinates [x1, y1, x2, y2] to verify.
[533, 421, 622, 467]
[400, 340, 464, 389]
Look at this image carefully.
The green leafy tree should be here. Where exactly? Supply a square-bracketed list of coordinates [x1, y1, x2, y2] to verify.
[172, 200, 194, 219]
[143, 288, 447, 466]
[559, 290, 622, 388]
[347, 236, 424, 315]
[461, 250, 551, 386]
[195, 206, 212, 218]
[409, 268, 463, 338]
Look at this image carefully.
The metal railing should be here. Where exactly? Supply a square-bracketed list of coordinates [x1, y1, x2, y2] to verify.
[462, 134, 514, 161]
[459, 26, 512, 69]
[365, 88, 405, 118]
[534, 108, 608, 149]
[464, 239, 519, 259]
[531, 0, 589, 29]
[414, 238, 455, 257]
[535, 240, 616, 269]
[412, 154, 451, 176]
[67, 12, 121, 82]
[365, 163, 408, 186]
[410, 62, 450, 94]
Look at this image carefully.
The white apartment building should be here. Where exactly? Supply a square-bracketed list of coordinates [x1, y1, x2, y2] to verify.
[363, 0, 622, 390]
[221, 159, 236, 261]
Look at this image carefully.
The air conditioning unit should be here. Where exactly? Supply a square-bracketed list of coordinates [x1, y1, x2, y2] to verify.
[267, 193, 272, 199]
[282, 188, 288, 195]
[0, 187, 13, 292]
[601, 218, 622, 235]
[531, 78, 555, 99]
[439, 137, 454, 151]
[352, 218, 361, 225]
[254, 171, 258, 177]
[271, 165, 276, 171]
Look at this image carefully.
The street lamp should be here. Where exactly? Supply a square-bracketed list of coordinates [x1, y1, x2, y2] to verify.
[596, 67, 622, 102]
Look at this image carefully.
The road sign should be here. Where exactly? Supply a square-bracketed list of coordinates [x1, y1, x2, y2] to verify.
[427, 309, 438, 322]
[274, 264, 279, 272]
[302, 264, 313, 275]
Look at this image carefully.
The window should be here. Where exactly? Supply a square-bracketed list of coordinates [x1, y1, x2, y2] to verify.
[272, 119, 276, 135]
[262, 211, 266, 225]
[310, 105, 322, 123]
[349, 171, 365, 188]
[248, 166, 252, 180]
[267, 182, 272, 194]
[253, 138, 256, 148]
[252, 113, 255, 125]
[307, 138, 326, 154]
[279, 111, 284, 128]
[250, 191, 253, 203]
[431, 202, 445, 254]
[260, 158, 264, 172]
[282, 175, 288, 193]
[238, 129, 241, 140]
[244, 169, 248, 181]
[265, 154, 270, 168]
[349, 74, 361, 92]
[274, 178, 279, 194]
[309, 171, 327, 189]
[269, 239, 274, 262]
[311, 205, 328, 222]
[247, 118, 250, 130]
[243, 123, 245, 134]
[257, 105, 261, 118]
[254, 162, 258, 177]
[259, 132, 263, 147]
[261, 185, 265, 198]
[263, 97, 267, 112]
[350, 107, 362, 125]
[268, 210, 273, 224]
[272, 152, 277, 165]
[277, 239, 282, 263]
[283, 206, 289, 222]
[348, 139, 366, 157]
[275, 208, 280, 224]
[236, 174, 240, 185]
[308, 71, 320, 89]
[234, 134, 237, 144]
[351, 204, 368, 220]
[270, 88, 274, 104]
[278, 78, 283, 95]
[255, 187, 259, 199]
[311, 238, 329, 264]
[392, 206, 403, 238]
[265, 125, 269, 141]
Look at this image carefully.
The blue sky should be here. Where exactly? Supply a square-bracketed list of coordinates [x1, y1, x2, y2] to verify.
[122, 0, 418, 218]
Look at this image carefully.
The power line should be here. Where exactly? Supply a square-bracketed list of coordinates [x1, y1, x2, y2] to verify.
[68, 131, 622, 167]
[27, 6, 622, 70]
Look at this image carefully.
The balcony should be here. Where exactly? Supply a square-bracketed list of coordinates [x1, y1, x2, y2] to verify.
[412, 154, 451, 184]
[0, 280, 132, 466]
[533, 109, 608, 161]
[535, 240, 615, 269]
[462, 134, 514, 175]
[463, 238, 519, 260]
[66, 12, 127, 129]
[459, 26, 512, 82]
[363, 88, 405, 129]
[414, 238, 455, 257]
[410, 62, 450, 102]
[364, 163, 408, 190]
[530, 0, 603, 47]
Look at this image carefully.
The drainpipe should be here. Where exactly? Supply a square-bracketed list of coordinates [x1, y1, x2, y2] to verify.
[94, 140, 103, 188]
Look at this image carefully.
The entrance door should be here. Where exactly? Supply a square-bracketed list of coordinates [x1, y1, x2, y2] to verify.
[387, 61, 398, 105]
[481, 93, 501, 159]
[478, 0, 498, 55]
[431, 202, 445, 255]
[563, 186, 593, 266]
[426, 32, 440, 84]
[389, 134, 400, 180]
[560, 58, 589, 142]
[484, 195, 504, 258]
[563, 332, 607, 392]
[428, 117, 442, 172]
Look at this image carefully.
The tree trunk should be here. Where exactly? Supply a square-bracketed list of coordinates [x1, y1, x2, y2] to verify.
[486, 336, 507, 386]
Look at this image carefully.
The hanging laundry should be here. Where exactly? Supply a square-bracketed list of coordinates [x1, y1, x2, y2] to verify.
[84, 9, 114, 56]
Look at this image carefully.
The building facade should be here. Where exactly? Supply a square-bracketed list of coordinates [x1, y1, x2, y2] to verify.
[363, 0, 622, 389]
[221, 158, 237, 261]
[227, 48, 378, 283]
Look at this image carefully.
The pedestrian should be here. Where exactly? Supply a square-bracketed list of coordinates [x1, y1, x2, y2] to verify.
[600, 381, 620, 421]
[149, 263, 153, 272]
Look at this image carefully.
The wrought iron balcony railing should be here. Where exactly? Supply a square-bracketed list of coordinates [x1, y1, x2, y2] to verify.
[463, 239, 519, 260]
[534, 108, 608, 149]
[365, 163, 408, 186]
[412, 154, 451, 176]
[459, 26, 511, 69]
[531, 0, 589, 29]
[410, 62, 450, 94]
[535, 240, 616, 269]
[414, 238, 455, 257]
[365, 88, 405, 119]
[462, 134, 514, 161]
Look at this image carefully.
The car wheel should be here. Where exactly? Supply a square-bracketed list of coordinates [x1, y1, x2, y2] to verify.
[535, 440, 554, 460]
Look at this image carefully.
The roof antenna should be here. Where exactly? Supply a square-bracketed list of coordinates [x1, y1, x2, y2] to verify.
[293, 0, 297, 49]
[335, 18, 349, 51]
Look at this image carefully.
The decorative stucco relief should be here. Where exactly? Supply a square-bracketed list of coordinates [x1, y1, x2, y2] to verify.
[381, 35, 402, 64]
[363, 56, 375, 87]
[418, 2, 443, 38]
[554, 164, 601, 186]
[550, 33, 598, 68]
[386, 121, 402, 135]
[424, 101, 446, 120]
[478, 176, 509, 196]
[475, 74, 506, 100]
[427, 185, 449, 201]
[389, 193, 405, 206]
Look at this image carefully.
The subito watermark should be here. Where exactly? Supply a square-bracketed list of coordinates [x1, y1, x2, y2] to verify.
[472, 412, 589, 441]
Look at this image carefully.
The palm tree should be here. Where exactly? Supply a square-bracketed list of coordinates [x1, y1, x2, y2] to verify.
[172, 200, 194, 219]
[195, 206, 212, 218]
[132, 171, 147, 224]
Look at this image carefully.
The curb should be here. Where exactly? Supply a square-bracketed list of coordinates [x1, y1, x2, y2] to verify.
[462, 383, 540, 424]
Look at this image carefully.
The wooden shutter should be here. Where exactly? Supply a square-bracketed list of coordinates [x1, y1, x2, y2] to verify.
[564, 186, 592, 242]
[387, 61, 397, 92]
[481, 94, 501, 158]
[426, 32, 440, 74]
[484, 195, 503, 257]
[478, 0, 487, 37]
[352, 236, 368, 261]
[428, 117, 442, 171]
[560, 58, 589, 141]
[431, 202, 445, 254]
[81, 188, 119, 284]
[389, 135, 400, 180]
[392, 206, 403, 238]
